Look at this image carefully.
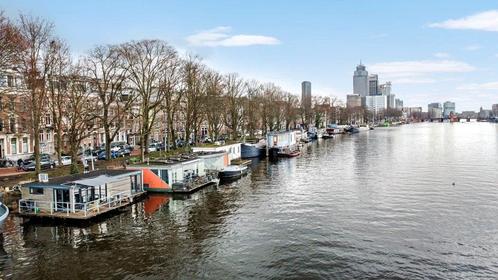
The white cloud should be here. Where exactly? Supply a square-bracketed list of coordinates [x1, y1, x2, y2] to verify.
[370, 60, 476, 84]
[464, 44, 482, 51]
[186, 26, 280, 47]
[433, 52, 450, 58]
[429, 10, 498, 32]
[457, 81, 498, 91]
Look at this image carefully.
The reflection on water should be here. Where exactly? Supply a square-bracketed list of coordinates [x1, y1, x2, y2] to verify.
[1, 123, 498, 279]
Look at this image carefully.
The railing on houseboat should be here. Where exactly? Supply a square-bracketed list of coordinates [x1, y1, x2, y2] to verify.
[18, 191, 134, 217]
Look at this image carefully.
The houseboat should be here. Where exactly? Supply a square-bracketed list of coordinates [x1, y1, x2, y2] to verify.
[192, 143, 241, 164]
[134, 155, 219, 194]
[18, 169, 145, 220]
[267, 131, 300, 159]
[195, 151, 229, 172]
[326, 124, 344, 135]
[241, 139, 266, 158]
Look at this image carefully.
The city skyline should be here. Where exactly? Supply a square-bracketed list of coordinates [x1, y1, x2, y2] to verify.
[1, 1, 497, 111]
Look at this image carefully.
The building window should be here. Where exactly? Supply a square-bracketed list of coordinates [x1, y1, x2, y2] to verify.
[11, 138, 17, 154]
[29, 187, 44, 195]
[0, 119, 3, 132]
[23, 137, 28, 154]
[9, 117, 15, 133]
[7, 75, 14, 87]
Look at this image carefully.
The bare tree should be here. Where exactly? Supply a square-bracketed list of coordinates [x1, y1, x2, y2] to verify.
[242, 80, 262, 139]
[181, 55, 205, 146]
[15, 14, 55, 173]
[223, 73, 245, 140]
[120, 40, 177, 161]
[46, 39, 71, 165]
[283, 92, 299, 130]
[204, 70, 224, 141]
[84, 45, 132, 160]
[62, 67, 97, 173]
[159, 50, 182, 150]
[0, 11, 23, 70]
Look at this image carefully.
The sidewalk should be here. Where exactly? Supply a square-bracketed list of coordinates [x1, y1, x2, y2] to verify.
[0, 167, 25, 177]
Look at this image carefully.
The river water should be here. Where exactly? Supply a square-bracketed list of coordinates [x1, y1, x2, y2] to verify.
[1, 122, 497, 279]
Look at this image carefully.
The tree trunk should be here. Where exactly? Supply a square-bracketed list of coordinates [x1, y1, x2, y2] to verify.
[69, 143, 80, 174]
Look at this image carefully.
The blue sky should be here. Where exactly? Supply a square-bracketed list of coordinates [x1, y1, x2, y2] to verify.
[2, 0, 497, 111]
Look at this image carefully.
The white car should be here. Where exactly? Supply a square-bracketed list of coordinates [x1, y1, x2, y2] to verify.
[55, 156, 72, 166]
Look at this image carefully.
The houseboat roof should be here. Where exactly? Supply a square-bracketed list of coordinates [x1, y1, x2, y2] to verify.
[23, 169, 140, 189]
[133, 154, 201, 168]
[267, 130, 297, 136]
[195, 151, 227, 157]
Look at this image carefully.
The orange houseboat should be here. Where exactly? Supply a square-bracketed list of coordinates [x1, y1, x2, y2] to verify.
[132, 155, 219, 194]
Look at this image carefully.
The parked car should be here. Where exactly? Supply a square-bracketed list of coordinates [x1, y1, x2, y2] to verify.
[148, 143, 159, 152]
[56, 156, 72, 166]
[22, 155, 55, 171]
[110, 141, 127, 152]
[0, 159, 15, 168]
[116, 148, 131, 157]
[77, 150, 98, 163]
[97, 150, 118, 160]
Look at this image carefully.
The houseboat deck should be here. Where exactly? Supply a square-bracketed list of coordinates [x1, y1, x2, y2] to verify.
[161, 178, 219, 194]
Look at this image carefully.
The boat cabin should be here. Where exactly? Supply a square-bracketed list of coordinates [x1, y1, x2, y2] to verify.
[195, 151, 229, 171]
[267, 131, 299, 150]
[133, 155, 217, 193]
[192, 143, 241, 164]
[18, 169, 144, 219]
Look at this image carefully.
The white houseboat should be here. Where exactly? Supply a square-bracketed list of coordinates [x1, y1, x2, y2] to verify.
[18, 169, 145, 220]
[133, 155, 219, 193]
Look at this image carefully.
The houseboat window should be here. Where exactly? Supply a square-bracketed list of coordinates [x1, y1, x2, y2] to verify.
[160, 170, 169, 183]
[151, 169, 159, 176]
[29, 187, 44, 195]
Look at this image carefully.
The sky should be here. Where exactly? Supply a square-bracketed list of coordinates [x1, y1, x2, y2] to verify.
[1, 0, 498, 111]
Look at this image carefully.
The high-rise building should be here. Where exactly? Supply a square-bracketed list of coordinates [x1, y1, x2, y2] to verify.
[368, 74, 378, 96]
[346, 94, 362, 108]
[363, 95, 387, 113]
[301, 81, 312, 123]
[395, 98, 403, 110]
[428, 103, 442, 119]
[443, 101, 456, 118]
[492, 104, 498, 117]
[353, 64, 368, 97]
[379, 82, 392, 96]
[387, 94, 396, 109]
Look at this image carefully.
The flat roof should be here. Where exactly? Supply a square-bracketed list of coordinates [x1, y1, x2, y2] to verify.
[133, 154, 201, 167]
[24, 169, 140, 188]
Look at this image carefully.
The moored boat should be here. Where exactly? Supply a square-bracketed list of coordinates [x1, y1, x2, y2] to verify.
[344, 125, 360, 134]
[241, 140, 266, 158]
[219, 165, 248, 179]
[278, 150, 301, 157]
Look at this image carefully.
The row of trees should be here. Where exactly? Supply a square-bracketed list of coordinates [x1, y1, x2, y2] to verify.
[2, 11, 392, 174]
